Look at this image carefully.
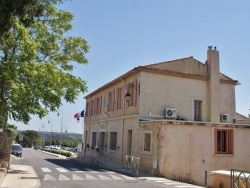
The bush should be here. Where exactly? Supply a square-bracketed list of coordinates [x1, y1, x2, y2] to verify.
[41, 148, 72, 157]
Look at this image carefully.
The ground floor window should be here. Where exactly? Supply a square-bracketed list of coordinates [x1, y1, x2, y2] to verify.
[92, 132, 97, 148]
[143, 130, 152, 154]
[214, 129, 234, 154]
[109, 132, 117, 151]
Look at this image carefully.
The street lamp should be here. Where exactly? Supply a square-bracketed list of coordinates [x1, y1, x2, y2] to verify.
[48, 118, 53, 149]
[57, 110, 63, 155]
[124, 83, 140, 104]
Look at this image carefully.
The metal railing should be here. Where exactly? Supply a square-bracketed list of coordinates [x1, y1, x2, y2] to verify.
[231, 169, 250, 188]
[124, 155, 140, 176]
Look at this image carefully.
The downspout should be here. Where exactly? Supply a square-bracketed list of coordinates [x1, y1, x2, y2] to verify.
[120, 78, 126, 163]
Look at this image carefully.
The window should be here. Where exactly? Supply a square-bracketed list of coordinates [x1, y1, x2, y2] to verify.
[194, 100, 202, 121]
[127, 80, 138, 107]
[108, 90, 115, 111]
[117, 87, 123, 109]
[214, 129, 234, 154]
[92, 132, 97, 148]
[96, 96, 102, 114]
[109, 132, 117, 150]
[143, 130, 152, 154]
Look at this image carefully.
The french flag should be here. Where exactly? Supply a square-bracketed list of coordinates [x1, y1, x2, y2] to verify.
[74, 112, 80, 119]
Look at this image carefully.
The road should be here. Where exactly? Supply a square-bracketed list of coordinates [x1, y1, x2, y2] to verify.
[9, 148, 202, 188]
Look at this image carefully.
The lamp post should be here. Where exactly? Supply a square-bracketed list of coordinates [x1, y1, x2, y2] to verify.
[48, 118, 53, 150]
[57, 110, 63, 155]
[124, 83, 140, 104]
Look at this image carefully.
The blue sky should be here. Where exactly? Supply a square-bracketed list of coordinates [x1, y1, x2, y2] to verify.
[10, 0, 250, 134]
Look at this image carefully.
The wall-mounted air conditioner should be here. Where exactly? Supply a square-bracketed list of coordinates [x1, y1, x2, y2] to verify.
[221, 114, 228, 122]
[165, 108, 177, 119]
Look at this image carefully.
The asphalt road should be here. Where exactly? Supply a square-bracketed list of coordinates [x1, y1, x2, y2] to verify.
[10, 148, 202, 188]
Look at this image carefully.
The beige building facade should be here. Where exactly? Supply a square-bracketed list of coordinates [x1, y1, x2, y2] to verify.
[84, 47, 250, 186]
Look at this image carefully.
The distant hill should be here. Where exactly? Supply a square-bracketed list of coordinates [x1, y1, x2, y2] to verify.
[18, 130, 82, 141]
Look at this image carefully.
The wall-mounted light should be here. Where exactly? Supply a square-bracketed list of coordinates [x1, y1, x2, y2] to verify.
[124, 83, 140, 103]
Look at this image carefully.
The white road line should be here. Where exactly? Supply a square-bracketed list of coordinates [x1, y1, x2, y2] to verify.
[175, 185, 203, 188]
[109, 174, 125, 180]
[121, 175, 137, 180]
[70, 168, 82, 172]
[56, 168, 68, 173]
[72, 174, 84, 180]
[164, 182, 182, 185]
[44, 174, 56, 181]
[84, 168, 99, 173]
[41, 168, 52, 172]
[155, 180, 173, 183]
[98, 169, 115, 173]
[59, 174, 71, 181]
[138, 177, 167, 181]
[98, 174, 111, 180]
[85, 174, 98, 180]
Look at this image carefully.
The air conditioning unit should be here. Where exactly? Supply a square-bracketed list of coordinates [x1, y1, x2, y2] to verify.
[165, 108, 177, 119]
[221, 114, 228, 122]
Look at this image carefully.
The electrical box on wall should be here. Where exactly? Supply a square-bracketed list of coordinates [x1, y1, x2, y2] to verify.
[165, 108, 177, 119]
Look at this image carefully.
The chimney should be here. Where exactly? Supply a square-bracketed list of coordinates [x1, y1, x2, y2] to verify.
[207, 46, 220, 122]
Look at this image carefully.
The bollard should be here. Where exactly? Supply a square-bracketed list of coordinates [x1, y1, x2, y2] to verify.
[205, 170, 207, 187]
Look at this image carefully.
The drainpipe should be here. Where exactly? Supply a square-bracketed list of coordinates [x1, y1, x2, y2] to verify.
[120, 78, 126, 163]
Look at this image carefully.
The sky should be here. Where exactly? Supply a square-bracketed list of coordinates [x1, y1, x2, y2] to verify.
[9, 0, 250, 134]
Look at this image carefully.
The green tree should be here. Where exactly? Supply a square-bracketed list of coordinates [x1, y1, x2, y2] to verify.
[0, 0, 89, 128]
[22, 130, 40, 147]
[7, 124, 18, 140]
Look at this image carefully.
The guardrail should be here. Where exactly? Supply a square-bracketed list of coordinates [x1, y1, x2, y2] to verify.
[231, 169, 250, 188]
[124, 155, 140, 176]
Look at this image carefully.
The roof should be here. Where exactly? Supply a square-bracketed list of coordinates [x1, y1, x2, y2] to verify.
[85, 56, 239, 98]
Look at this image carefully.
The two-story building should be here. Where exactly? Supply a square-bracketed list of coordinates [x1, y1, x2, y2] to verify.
[83, 46, 250, 186]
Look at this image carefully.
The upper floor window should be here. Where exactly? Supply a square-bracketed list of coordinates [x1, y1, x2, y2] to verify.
[117, 87, 123, 110]
[214, 129, 234, 154]
[127, 79, 138, 107]
[108, 90, 115, 111]
[96, 96, 102, 115]
[194, 100, 202, 121]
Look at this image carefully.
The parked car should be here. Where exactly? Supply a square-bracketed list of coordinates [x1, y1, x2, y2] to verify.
[11, 144, 22, 157]
[34, 145, 41, 150]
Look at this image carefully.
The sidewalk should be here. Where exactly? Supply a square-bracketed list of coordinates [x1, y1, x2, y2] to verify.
[72, 154, 156, 178]
[0, 164, 40, 188]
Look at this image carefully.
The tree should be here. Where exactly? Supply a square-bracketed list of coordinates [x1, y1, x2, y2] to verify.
[7, 124, 18, 140]
[21, 130, 40, 147]
[0, 0, 89, 128]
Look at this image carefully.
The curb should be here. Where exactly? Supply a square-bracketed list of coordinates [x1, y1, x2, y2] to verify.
[0, 168, 7, 186]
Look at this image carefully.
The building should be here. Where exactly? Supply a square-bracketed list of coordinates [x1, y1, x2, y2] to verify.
[83, 47, 250, 186]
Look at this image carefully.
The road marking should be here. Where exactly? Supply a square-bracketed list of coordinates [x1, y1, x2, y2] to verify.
[98, 169, 115, 173]
[175, 186, 202, 188]
[121, 175, 137, 180]
[84, 168, 99, 173]
[70, 168, 82, 172]
[85, 174, 98, 180]
[44, 174, 56, 181]
[59, 174, 71, 181]
[72, 174, 84, 180]
[41, 168, 52, 172]
[164, 182, 182, 185]
[98, 174, 112, 180]
[138, 177, 167, 180]
[109, 174, 125, 180]
[56, 168, 68, 172]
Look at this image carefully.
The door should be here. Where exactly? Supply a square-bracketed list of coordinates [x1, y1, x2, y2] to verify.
[127, 130, 132, 155]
